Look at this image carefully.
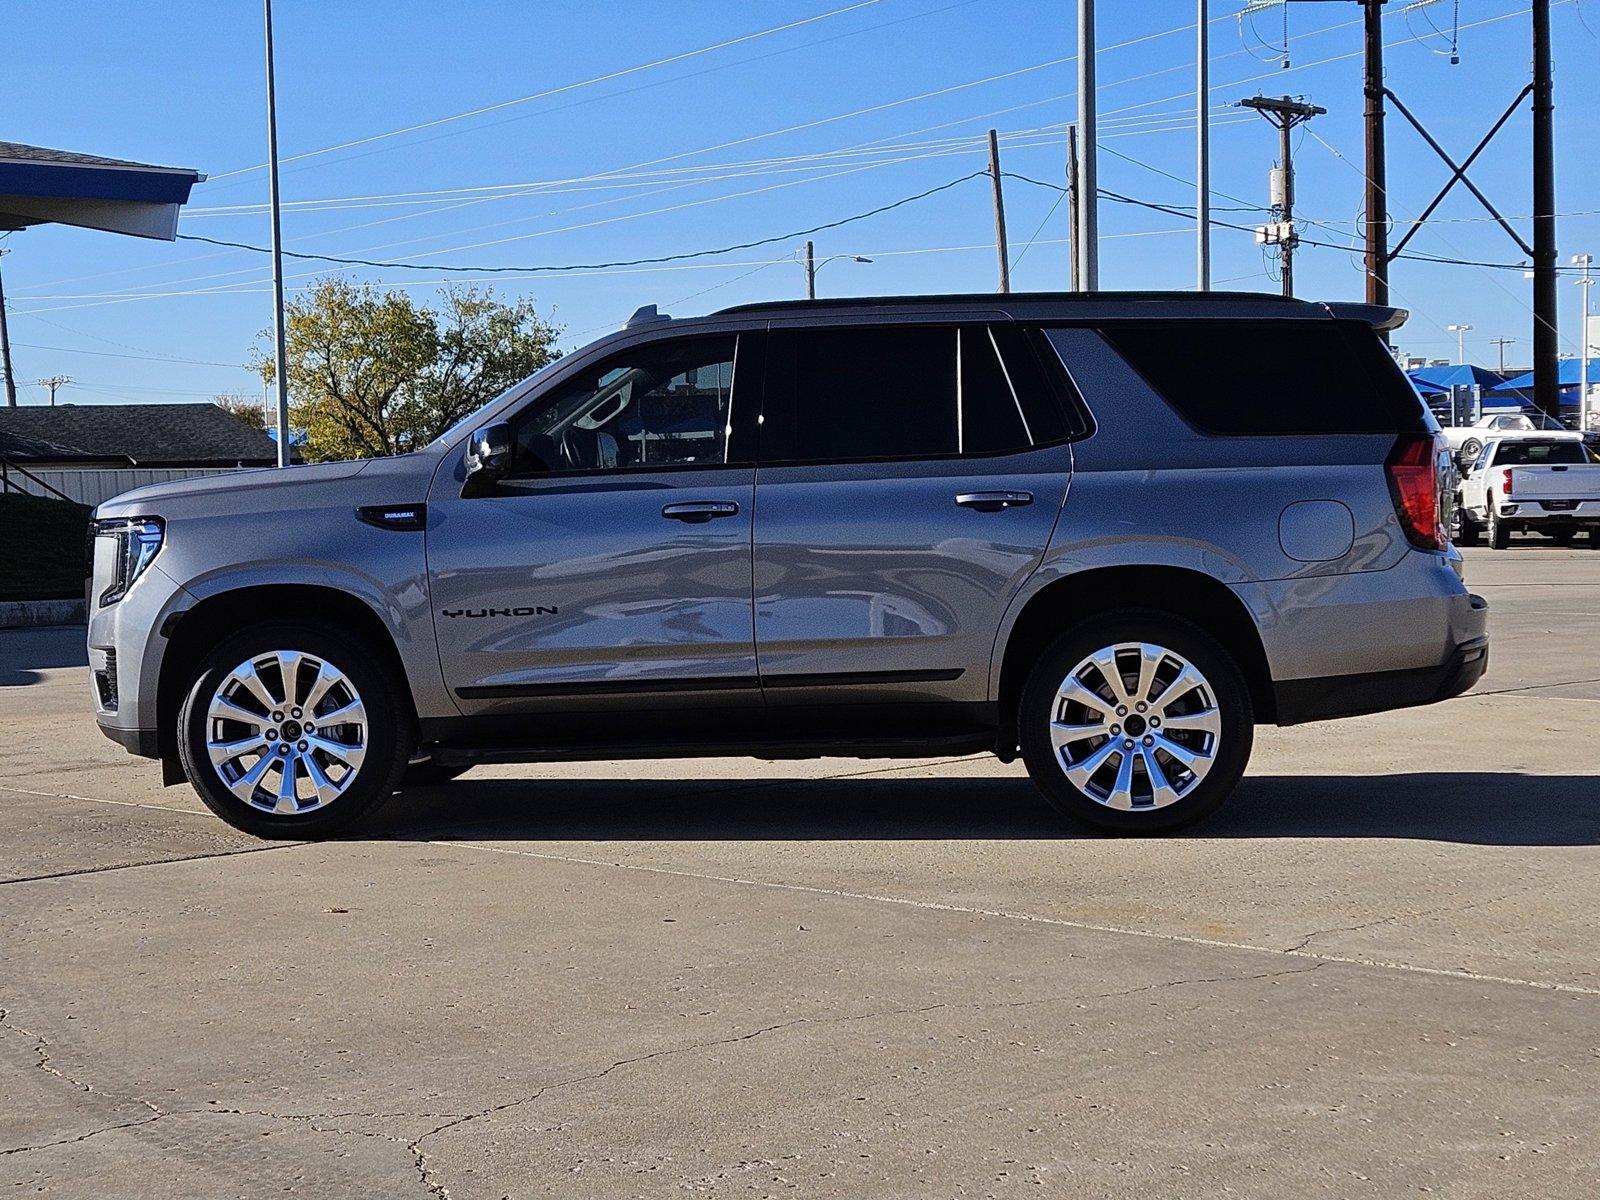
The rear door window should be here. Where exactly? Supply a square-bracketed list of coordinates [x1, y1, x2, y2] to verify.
[1099, 319, 1427, 435]
[1495, 440, 1596, 466]
[760, 324, 1080, 464]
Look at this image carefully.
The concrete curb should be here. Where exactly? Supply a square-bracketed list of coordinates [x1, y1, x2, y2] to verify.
[0, 598, 88, 629]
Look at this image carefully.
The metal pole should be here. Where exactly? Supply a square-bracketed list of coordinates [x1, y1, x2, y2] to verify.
[987, 129, 1011, 294]
[804, 240, 816, 300]
[1279, 112, 1295, 299]
[1066, 125, 1081, 291]
[1577, 254, 1593, 431]
[1076, 0, 1099, 290]
[0, 251, 16, 408]
[1363, 0, 1389, 313]
[264, 0, 292, 468]
[1531, 0, 1558, 421]
[1196, 0, 1210, 291]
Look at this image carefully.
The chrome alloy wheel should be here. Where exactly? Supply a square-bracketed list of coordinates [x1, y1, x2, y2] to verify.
[1047, 642, 1222, 811]
[205, 650, 368, 815]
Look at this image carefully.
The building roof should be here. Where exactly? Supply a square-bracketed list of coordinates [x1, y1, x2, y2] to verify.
[0, 140, 203, 240]
[0, 403, 277, 466]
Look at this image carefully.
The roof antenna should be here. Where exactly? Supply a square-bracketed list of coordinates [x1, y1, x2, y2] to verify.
[625, 304, 670, 328]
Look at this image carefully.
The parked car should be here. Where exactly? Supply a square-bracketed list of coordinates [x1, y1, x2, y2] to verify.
[87, 292, 1488, 837]
[1441, 411, 1570, 464]
[1454, 435, 1600, 547]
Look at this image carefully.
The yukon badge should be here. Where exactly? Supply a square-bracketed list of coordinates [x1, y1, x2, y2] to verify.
[443, 606, 558, 619]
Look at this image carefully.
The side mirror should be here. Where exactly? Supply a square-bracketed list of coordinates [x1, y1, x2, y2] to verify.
[462, 423, 511, 497]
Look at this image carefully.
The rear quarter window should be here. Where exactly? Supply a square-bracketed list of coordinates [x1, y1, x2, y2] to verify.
[1098, 319, 1427, 436]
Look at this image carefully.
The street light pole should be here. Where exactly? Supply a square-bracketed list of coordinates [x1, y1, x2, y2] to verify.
[1576, 254, 1594, 431]
[1076, 0, 1099, 290]
[1448, 323, 1472, 366]
[264, 0, 291, 468]
[1196, 0, 1210, 291]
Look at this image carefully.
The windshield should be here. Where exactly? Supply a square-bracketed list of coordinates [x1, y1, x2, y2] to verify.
[1495, 440, 1597, 466]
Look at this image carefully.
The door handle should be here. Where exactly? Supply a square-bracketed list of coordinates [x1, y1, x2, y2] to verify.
[955, 491, 1034, 512]
[661, 501, 740, 522]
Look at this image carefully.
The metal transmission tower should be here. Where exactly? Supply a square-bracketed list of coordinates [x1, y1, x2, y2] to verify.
[1240, 95, 1324, 298]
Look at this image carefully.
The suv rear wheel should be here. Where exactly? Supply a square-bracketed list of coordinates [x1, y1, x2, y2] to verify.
[176, 623, 411, 838]
[1018, 612, 1253, 833]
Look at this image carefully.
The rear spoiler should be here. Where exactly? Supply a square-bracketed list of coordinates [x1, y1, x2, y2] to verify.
[1321, 301, 1409, 332]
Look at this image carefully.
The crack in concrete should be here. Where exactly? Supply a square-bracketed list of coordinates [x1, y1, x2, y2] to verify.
[1283, 887, 1543, 954]
[398, 961, 1322, 1198]
[0, 843, 300, 887]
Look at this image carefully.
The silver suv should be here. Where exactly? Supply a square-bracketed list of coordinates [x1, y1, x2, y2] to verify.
[87, 292, 1488, 837]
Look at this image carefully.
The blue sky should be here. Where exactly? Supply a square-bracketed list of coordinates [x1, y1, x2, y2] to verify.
[3, 0, 1596, 407]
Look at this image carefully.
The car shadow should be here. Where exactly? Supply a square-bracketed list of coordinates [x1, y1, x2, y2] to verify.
[367, 770, 1600, 847]
[0, 624, 88, 688]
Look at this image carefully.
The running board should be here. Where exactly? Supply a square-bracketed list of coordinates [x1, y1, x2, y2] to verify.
[428, 732, 996, 767]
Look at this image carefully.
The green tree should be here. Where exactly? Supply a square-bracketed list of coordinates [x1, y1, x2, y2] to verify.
[212, 392, 267, 430]
[261, 279, 560, 461]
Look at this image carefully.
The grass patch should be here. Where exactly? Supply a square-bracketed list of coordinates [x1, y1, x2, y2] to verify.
[0, 492, 91, 601]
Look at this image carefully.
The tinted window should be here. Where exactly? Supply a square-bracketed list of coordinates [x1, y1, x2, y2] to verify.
[509, 335, 736, 474]
[761, 324, 1079, 463]
[762, 326, 957, 462]
[1495, 440, 1595, 465]
[1100, 319, 1426, 435]
[960, 327, 1031, 454]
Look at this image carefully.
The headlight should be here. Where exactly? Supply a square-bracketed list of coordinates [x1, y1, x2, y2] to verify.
[93, 517, 164, 606]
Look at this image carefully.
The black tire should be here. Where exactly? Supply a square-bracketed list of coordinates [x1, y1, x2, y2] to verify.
[1589, 526, 1600, 549]
[1451, 501, 1480, 547]
[176, 622, 413, 839]
[1488, 507, 1512, 549]
[402, 761, 469, 787]
[1018, 611, 1254, 834]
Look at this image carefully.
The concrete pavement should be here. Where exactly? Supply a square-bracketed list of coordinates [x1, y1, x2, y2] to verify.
[3, 545, 1597, 1197]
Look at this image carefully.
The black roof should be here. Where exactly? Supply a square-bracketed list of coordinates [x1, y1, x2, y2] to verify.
[0, 403, 277, 466]
[713, 289, 1300, 316]
[708, 290, 1406, 330]
[0, 141, 198, 175]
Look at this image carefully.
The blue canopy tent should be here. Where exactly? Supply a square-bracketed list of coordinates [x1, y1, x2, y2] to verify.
[1406, 364, 1509, 391]
[1493, 358, 1586, 392]
[0, 141, 202, 240]
[1408, 375, 1448, 397]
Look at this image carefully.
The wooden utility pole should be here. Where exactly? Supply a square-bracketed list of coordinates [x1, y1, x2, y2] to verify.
[987, 129, 1010, 293]
[1531, 0, 1558, 420]
[804, 239, 816, 300]
[1489, 336, 1516, 373]
[1067, 126, 1081, 291]
[0, 250, 16, 408]
[1241, 95, 1325, 299]
[1362, 0, 1389, 312]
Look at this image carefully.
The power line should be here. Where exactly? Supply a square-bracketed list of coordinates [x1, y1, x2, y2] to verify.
[179, 171, 989, 275]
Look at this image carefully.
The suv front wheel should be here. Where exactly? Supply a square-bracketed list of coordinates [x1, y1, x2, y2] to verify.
[176, 623, 411, 838]
[1019, 612, 1254, 833]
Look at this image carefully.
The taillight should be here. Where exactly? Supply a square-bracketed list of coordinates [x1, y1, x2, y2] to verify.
[1500, 468, 1514, 497]
[1386, 434, 1445, 550]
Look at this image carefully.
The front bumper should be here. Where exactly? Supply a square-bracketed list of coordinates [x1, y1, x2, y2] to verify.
[1274, 596, 1489, 725]
[98, 720, 160, 758]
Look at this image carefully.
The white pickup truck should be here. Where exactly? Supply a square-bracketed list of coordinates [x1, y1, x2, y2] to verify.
[1454, 436, 1600, 548]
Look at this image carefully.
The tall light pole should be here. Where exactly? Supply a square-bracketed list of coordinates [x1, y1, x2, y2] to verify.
[800, 245, 871, 299]
[1448, 323, 1472, 366]
[0, 249, 16, 408]
[1076, 0, 1098, 290]
[1576, 254, 1594, 430]
[264, 0, 291, 468]
[1196, 0, 1210, 291]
